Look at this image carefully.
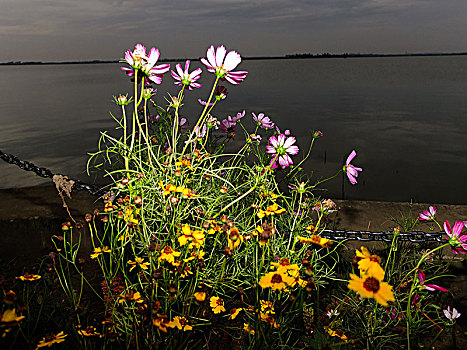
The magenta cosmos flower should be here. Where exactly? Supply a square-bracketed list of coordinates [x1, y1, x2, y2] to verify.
[418, 206, 436, 221]
[252, 112, 274, 129]
[201, 45, 248, 84]
[171, 60, 202, 90]
[343, 150, 362, 185]
[416, 269, 448, 292]
[444, 220, 467, 254]
[266, 134, 299, 169]
[121, 44, 170, 85]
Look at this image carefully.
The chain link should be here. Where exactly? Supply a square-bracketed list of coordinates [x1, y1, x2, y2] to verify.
[0, 149, 108, 198]
[1, 149, 450, 243]
[322, 229, 447, 243]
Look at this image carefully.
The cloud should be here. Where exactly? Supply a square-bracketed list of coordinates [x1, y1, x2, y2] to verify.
[0, 0, 466, 61]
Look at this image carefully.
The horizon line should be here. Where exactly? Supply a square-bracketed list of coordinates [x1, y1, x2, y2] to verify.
[1, 51, 466, 66]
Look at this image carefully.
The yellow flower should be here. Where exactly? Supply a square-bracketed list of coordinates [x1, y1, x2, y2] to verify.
[90, 246, 111, 259]
[229, 308, 243, 320]
[356, 247, 385, 280]
[194, 292, 206, 302]
[153, 314, 170, 333]
[159, 181, 177, 196]
[1, 308, 26, 323]
[159, 182, 200, 198]
[243, 323, 255, 335]
[118, 229, 133, 242]
[128, 257, 149, 272]
[124, 208, 139, 225]
[288, 269, 308, 288]
[17, 273, 41, 281]
[175, 158, 195, 171]
[260, 312, 280, 328]
[227, 227, 244, 250]
[260, 300, 275, 314]
[259, 271, 295, 291]
[257, 203, 286, 218]
[178, 224, 205, 248]
[348, 273, 395, 307]
[325, 326, 349, 342]
[297, 235, 333, 248]
[118, 291, 144, 304]
[168, 316, 193, 331]
[261, 190, 278, 201]
[77, 326, 103, 337]
[183, 250, 205, 262]
[36, 331, 67, 348]
[270, 258, 300, 273]
[210, 296, 226, 314]
[159, 246, 181, 265]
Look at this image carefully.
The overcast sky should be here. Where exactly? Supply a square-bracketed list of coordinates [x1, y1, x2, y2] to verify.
[1, 0, 467, 62]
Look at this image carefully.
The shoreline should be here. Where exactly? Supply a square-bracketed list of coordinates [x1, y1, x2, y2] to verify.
[1, 185, 466, 231]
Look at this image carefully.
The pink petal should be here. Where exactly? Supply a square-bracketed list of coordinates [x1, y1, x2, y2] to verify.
[175, 64, 184, 78]
[453, 221, 465, 237]
[223, 50, 241, 71]
[146, 47, 160, 68]
[276, 134, 286, 147]
[206, 45, 217, 68]
[287, 145, 299, 155]
[215, 45, 227, 68]
[283, 136, 297, 149]
[278, 154, 293, 168]
[268, 135, 278, 148]
[266, 145, 276, 154]
[444, 221, 452, 236]
[425, 284, 448, 292]
[417, 269, 425, 283]
[346, 150, 357, 165]
[346, 172, 357, 184]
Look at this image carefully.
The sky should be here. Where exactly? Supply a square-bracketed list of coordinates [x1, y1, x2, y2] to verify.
[1, 0, 467, 62]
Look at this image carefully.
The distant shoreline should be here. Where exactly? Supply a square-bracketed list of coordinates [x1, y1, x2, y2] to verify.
[1, 51, 467, 66]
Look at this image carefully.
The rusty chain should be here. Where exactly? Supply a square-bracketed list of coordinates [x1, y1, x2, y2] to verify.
[0, 149, 109, 198]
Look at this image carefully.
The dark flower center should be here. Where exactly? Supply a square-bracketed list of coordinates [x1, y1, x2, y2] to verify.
[363, 277, 380, 293]
[271, 274, 283, 284]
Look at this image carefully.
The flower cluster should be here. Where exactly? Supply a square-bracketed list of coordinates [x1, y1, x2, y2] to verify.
[348, 247, 395, 306]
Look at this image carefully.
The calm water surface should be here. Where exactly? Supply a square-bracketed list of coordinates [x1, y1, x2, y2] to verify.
[1, 56, 467, 203]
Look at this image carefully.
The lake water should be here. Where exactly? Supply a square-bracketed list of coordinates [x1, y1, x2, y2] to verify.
[1, 56, 467, 204]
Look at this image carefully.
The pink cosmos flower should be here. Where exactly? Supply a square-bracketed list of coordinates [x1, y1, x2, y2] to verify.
[194, 124, 207, 139]
[219, 117, 237, 137]
[232, 110, 245, 122]
[198, 99, 214, 107]
[444, 220, 467, 254]
[343, 150, 362, 185]
[252, 112, 274, 129]
[201, 45, 248, 84]
[417, 269, 448, 292]
[443, 306, 461, 321]
[418, 206, 436, 221]
[266, 134, 299, 169]
[121, 44, 170, 85]
[171, 60, 202, 90]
